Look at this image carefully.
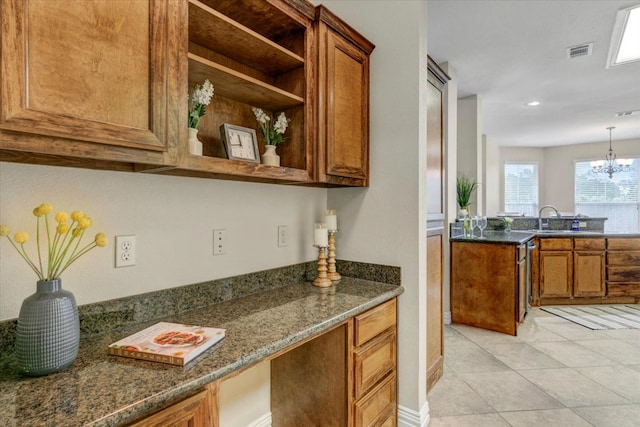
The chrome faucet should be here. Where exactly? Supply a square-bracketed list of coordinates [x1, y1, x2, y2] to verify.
[538, 205, 560, 230]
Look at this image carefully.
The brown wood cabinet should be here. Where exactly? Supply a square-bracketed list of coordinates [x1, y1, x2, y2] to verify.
[0, 0, 375, 188]
[271, 298, 397, 427]
[451, 241, 528, 336]
[0, 0, 180, 169]
[314, 6, 375, 187]
[128, 383, 218, 427]
[539, 238, 573, 299]
[425, 58, 449, 392]
[574, 238, 605, 297]
[607, 237, 640, 299]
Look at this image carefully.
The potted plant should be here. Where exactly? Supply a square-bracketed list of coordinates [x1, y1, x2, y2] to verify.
[252, 107, 291, 167]
[456, 175, 477, 218]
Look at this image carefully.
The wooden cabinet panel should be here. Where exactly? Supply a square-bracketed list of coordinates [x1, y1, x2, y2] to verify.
[608, 251, 640, 265]
[574, 238, 605, 251]
[608, 283, 640, 297]
[426, 232, 443, 391]
[354, 299, 396, 347]
[315, 6, 374, 187]
[426, 79, 443, 216]
[354, 329, 396, 399]
[353, 373, 396, 427]
[574, 251, 605, 297]
[518, 258, 526, 322]
[607, 266, 640, 282]
[540, 251, 572, 298]
[0, 0, 175, 156]
[128, 385, 217, 427]
[607, 238, 640, 251]
[539, 238, 572, 251]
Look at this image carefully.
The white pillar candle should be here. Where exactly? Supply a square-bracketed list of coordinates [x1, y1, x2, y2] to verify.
[325, 210, 337, 231]
[314, 223, 328, 247]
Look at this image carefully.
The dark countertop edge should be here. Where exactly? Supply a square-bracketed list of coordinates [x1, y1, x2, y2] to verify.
[451, 231, 640, 244]
[91, 282, 404, 427]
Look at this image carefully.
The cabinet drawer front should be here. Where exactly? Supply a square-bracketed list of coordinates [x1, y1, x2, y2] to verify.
[607, 238, 640, 251]
[354, 373, 396, 427]
[607, 266, 640, 282]
[539, 238, 572, 250]
[354, 329, 396, 398]
[574, 238, 605, 251]
[607, 251, 640, 265]
[607, 283, 640, 297]
[355, 299, 397, 347]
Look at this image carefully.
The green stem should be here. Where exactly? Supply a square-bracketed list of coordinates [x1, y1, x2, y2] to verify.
[36, 217, 44, 278]
[51, 229, 84, 278]
[56, 242, 96, 277]
[8, 238, 44, 280]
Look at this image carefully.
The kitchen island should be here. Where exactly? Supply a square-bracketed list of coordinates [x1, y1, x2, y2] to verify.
[0, 270, 403, 427]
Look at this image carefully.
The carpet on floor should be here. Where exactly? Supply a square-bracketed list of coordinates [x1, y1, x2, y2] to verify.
[540, 304, 640, 330]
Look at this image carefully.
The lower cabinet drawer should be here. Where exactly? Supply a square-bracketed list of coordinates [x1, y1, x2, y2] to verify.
[353, 372, 396, 427]
[354, 329, 396, 398]
[355, 299, 397, 347]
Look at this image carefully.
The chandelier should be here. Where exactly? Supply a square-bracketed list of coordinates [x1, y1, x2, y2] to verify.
[590, 127, 633, 179]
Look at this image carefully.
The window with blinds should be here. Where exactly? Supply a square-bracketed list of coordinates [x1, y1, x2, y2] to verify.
[575, 159, 639, 232]
[504, 162, 538, 216]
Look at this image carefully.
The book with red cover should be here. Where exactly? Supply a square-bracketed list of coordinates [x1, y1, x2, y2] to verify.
[108, 322, 225, 366]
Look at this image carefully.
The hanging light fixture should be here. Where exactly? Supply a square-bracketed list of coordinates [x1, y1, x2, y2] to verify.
[591, 127, 633, 179]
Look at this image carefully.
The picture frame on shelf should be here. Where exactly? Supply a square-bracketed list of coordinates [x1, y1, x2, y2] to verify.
[220, 124, 260, 163]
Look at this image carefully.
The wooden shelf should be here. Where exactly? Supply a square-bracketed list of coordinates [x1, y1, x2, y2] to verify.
[189, 0, 304, 76]
[179, 155, 311, 183]
[189, 54, 304, 111]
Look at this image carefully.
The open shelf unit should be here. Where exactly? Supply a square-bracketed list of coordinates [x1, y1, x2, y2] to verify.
[181, 0, 314, 183]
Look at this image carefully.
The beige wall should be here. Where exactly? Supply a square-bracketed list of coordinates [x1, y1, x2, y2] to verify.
[483, 134, 501, 216]
[499, 138, 639, 213]
[457, 95, 482, 216]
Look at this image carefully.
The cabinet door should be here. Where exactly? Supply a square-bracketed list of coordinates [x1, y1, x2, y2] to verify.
[129, 386, 217, 427]
[315, 7, 374, 187]
[574, 251, 605, 297]
[540, 251, 572, 298]
[0, 0, 176, 158]
[518, 258, 526, 322]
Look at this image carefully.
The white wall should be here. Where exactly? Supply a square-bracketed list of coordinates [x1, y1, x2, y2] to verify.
[457, 95, 482, 215]
[499, 138, 639, 213]
[320, 0, 429, 421]
[483, 135, 501, 216]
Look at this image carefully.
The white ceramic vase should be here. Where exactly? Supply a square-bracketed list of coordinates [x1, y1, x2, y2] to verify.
[188, 128, 202, 156]
[261, 144, 280, 166]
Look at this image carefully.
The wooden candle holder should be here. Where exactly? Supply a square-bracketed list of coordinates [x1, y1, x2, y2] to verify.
[313, 246, 332, 287]
[327, 231, 341, 282]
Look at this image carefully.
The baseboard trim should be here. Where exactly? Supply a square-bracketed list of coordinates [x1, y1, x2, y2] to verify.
[246, 412, 272, 427]
[398, 400, 430, 427]
[444, 311, 452, 325]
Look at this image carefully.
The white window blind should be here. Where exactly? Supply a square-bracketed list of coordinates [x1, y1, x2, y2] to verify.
[575, 159, 640, 233]
[504, 162, 538, 216]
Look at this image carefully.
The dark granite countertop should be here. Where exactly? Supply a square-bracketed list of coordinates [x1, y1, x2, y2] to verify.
[0, 278, 403, 427]
[450, 231, 535, 245]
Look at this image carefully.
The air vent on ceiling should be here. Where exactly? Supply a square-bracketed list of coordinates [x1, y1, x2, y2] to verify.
[566, 42, 593, 59]
[615, 110, 640, 117]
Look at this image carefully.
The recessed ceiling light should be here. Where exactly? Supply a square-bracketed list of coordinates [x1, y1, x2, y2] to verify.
[526, 101, 541, 107]
[607, 4, 640, 68]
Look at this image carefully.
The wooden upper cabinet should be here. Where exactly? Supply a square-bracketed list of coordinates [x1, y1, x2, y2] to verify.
[314, 6, 374, 187]
[0, 0, 179, 166]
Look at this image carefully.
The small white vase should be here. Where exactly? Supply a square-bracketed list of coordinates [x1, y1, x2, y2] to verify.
[261, 144, 280, 167]
[188, 128, 202, 156]
[458, 208, 468, 220]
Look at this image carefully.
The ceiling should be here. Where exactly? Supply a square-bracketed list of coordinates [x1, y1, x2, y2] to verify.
[427, 0, 640, 147]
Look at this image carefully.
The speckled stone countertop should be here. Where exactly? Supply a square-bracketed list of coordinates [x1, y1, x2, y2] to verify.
[0, 264, 403, 427]
[450, 230, 536, 245]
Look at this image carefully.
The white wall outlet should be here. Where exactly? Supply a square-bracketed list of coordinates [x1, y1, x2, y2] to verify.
[278, 225, 288, 247]
[115, 235, 136, 268]
[213, 229, 226, 255]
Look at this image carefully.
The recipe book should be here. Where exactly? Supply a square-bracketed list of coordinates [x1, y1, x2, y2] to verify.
[108, 322, 225, 366]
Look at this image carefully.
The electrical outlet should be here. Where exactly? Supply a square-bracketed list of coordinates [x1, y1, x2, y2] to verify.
[213, 229, 226, 255]
[115, 235, 136, 267]
[278, 225, 288, 247]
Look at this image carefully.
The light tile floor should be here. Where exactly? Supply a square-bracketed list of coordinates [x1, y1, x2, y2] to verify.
[427, 307, 640, 427]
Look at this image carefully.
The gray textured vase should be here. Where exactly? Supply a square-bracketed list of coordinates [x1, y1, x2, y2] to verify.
[16, 279, 80, 376]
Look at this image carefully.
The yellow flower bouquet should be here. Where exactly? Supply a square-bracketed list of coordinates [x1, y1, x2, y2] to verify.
[0, 202, 107, 280]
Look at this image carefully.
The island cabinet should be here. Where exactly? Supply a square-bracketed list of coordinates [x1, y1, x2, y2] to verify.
[606, 238, 640, 299]
[573, 238, 605, 297]
[0, 0, 181, 169]
[539, 238, 573, 300]
[271, 298, 397, 427]
[451, 241, 528, 336]
[313, 6, 375, 187]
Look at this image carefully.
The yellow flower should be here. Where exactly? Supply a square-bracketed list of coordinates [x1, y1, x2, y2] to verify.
[57, 223, 69, 234]
[78, 217, 92, 229]
[0, 225, 9, 236]
[33, 207, 44, 217]
[71, 211, 84, 221]
[94, 232, 107, 247]
[39, 203, 53, 215]
[14, 231, 29, 244]
[55, 212, 69, 223]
